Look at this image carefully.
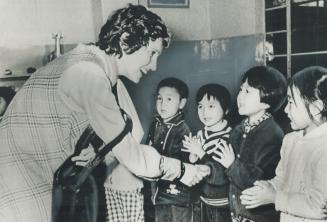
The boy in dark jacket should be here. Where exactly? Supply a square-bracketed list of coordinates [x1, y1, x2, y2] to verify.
[146, 77, 194, 222]
[182, 84, 232, 222]
[213, 66, 287, 222]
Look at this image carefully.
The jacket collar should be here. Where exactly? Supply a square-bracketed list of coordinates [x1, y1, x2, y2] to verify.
[155, 112, 185, 126]
[240, 114, 273, 134]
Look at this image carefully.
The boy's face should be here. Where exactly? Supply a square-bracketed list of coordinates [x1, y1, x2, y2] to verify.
[198, 95, 225, 129]
[0, 97, 8, 116]
[156, 86, 185, 122]
[237, 79, 269, 118]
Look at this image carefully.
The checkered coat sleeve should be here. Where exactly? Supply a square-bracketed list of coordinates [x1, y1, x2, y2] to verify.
[0, 44, 182, 222]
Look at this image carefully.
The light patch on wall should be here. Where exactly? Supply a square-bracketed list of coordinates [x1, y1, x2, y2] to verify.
[0, 0, 95, 48]
[194, 39, 228, 60]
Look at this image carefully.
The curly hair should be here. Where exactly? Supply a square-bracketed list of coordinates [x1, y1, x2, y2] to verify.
[96, 4, 170, 58]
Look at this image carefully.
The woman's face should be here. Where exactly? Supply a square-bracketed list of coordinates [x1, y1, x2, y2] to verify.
[118, 38, 163, 83]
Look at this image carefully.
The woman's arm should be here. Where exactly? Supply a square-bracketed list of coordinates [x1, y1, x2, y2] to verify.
[59, 62, 209, 185]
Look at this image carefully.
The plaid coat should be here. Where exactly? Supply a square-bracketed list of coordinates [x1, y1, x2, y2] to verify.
[0, 44, 177, 222]
[0, 45, 103, 222]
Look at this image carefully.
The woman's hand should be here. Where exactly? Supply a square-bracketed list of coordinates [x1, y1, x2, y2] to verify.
[71, 146, 96, 166]
[240, 180, 276, 209]
[180, 163, 210, 187]
[212, 140, 235, 168]
[182, 133, 205, 159]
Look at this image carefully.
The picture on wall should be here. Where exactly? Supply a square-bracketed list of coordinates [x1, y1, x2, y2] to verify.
[147, 0, 189, 8]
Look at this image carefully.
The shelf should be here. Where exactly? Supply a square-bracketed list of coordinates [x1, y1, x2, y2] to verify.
[0, 73, 31, 80]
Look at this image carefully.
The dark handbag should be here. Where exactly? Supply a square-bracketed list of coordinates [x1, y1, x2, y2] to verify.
[51, 116, 132, 222]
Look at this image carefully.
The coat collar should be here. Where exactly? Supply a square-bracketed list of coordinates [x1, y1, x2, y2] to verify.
[155, 112, 185, 126]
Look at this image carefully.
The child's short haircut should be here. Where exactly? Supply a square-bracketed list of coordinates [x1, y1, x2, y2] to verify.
[0, 87, 16, 104]
[196, 84, 231, 114]
[157, 77, 189, 99]
[241, 66, 287, 113]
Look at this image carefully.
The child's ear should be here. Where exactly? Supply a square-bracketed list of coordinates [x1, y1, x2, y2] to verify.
[179, 98, 187, 110]
[309, 99, 323, 117]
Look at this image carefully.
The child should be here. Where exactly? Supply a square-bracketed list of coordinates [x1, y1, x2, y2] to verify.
[240, 66, 327, 222]
[182, 83, 233, 222]
[214, 66, 287, 222]
[146, 77, 194, 222]
[0, 86, 16, 121]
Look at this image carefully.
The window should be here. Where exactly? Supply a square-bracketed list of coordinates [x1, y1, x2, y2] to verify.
[265, 0, 327, 77]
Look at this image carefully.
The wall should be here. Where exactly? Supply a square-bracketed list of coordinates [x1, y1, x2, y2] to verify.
[0, 0, 98, 77]
[138, 0, 211, 40]
[125, 35, 263, 135]
[208, 0, 264, 39]
[0, 0, 100, 46]
[0, 1, 267, 131]
[0, 0, 264, 76]
[138, 0, 264, 40]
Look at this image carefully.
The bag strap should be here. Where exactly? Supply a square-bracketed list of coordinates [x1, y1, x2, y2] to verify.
[73, 127, 97, 156]
[74, 79, 132, 168]
[70, 111, 132, 190]
[73, 108, 132, 164]
[89, 111, 132, 167]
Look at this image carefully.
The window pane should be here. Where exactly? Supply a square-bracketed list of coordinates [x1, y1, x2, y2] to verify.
[291, 3, 327, 53]
[291, 0, 324, 7]
[265, 8, 287, 32]
[266, 0, 286, 9]
[267, 57, 288, 77]
[291, 54, 327, 74]
[267, 33, 287, 55]
[291, 27, 327, 53]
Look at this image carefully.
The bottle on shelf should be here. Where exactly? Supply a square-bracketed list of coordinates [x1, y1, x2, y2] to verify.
[47, 33, 63, 63]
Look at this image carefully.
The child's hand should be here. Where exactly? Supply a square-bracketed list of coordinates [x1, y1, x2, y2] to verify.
[71, 146, 96, 166]
[240, 180, 276, 209]
[212, 140, 235, 168]
[189, 153, 199, 163]
[182, 133, 205, 159]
